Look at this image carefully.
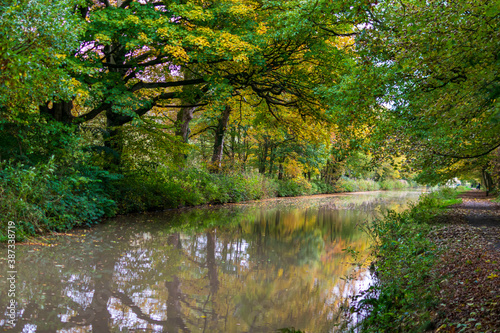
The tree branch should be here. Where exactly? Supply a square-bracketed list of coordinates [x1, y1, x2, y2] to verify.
[189, 126, 217, 138]
[432, 141, 500, 159]
[129, 78, 206, 93]
[75, 103, 111, 122]
[103, 56, 170, 69]
[156, 103, 208, 108]
[119, 0, 133, 8]
[316, 26, 358, 37]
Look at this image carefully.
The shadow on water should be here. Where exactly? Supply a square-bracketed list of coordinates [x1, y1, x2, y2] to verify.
[0, 191, 422, 332]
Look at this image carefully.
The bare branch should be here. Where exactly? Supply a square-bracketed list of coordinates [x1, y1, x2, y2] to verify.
[119, 0, 133, 8]
[75, 103, 111, 122]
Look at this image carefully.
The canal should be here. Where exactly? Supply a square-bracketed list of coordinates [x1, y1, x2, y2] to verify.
[0, 190, 421, 332]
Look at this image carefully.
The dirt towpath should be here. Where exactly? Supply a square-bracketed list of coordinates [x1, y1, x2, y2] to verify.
[431, 191, 500, 332]
[454, 190, 500, 249]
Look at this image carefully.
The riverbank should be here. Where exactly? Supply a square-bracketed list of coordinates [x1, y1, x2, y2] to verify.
[350, 189, 500, 332]
[0, 161, 415, 242]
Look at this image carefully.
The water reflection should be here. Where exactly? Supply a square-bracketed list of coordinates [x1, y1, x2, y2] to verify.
[0, 191, 421, 332]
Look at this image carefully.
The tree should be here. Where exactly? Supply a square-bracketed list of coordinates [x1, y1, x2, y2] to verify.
[55, 0, 358, 168]
[351, 0, 500, 185]
[0, 0, 84, 163]
[0, 0, 82, 116]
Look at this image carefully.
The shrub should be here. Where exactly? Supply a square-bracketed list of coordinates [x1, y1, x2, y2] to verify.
[276, 177, 315, 197]
[336, 177, 416, 192]
[112, 168, 279, 211]
[336, 177, 381, 192]
[379, 179, 409, 190]
[311, 180, 335, 194]
[0, 159, 117, 241]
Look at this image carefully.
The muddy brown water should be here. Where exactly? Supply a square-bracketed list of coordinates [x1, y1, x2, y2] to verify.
[0, 191, 422, 332]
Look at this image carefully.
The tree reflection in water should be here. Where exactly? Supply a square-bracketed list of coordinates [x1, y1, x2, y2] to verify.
[0, 191, 421, 332]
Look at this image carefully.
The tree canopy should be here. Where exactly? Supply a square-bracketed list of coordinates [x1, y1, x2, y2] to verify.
[352, 0, 500, 184]
[0, 0, 498, 191]
[0, 0, 82, 116]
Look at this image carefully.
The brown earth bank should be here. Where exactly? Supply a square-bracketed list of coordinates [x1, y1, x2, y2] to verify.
[430, 191, 500, 332]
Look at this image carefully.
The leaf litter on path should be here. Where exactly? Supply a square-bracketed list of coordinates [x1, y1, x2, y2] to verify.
[430, 191, 500, 332]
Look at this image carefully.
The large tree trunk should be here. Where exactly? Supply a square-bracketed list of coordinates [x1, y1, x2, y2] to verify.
[175, 106, 195, 143]
[104, 109, 124, 170]
[39, 100, 74, 124]
[210, 105, 231, 172]
[173, 105, 196, 165]
[102, 43, 127, 170]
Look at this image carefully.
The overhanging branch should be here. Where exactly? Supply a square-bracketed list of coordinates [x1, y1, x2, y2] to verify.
[432, 141, 500, 159]
[130, 78, 206, 93]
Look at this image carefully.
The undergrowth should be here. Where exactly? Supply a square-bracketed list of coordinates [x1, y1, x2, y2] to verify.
[0, 159, 117, 241]
[348, 188, 459, 332]
[114, 168, 279, 213]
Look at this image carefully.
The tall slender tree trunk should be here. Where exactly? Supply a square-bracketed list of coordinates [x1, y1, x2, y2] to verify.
[481, 168, 493, 196]
[229, 130, 237, 165]
[258, 139, 269, 174]
[268, 145, 275, 177]
[211, 105, 231, 172]
[278, 162, 284, 180]
[174, 67, 201, 165]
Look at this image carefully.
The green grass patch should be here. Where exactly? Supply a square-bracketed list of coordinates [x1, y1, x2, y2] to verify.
[438, 198, 462, 207]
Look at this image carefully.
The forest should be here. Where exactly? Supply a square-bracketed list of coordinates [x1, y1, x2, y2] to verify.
[0, 0, 498, 239]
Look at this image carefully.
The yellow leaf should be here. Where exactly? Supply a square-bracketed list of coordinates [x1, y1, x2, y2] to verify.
[163, 45, 189, 62]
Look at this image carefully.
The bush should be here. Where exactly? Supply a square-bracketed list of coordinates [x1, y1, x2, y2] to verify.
[336, 177, 415, 192]
[311, 180, 335, 194]
[0, 159, 117, 241]
[112, 168, 279, 212]
[276, 177, 315, 197]
[336, 177, 381, 192]
[379, 179, 409, 190]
